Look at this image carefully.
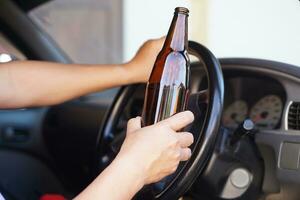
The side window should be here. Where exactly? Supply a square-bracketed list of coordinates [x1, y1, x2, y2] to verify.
[28, 0, 123, 64]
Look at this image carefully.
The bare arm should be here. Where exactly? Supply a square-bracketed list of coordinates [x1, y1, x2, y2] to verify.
[0, 38, 164, 109]
[74, 155, 144, 200]
[0, 61, 131, 108]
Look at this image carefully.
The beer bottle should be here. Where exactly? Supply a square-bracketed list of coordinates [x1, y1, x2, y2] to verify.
[142, 7, 190, 126]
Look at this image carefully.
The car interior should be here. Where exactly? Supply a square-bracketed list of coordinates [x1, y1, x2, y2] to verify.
[0, 0, 300, 200]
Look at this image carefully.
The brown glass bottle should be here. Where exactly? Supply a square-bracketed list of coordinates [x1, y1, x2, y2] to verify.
[141, 7, 190, 126]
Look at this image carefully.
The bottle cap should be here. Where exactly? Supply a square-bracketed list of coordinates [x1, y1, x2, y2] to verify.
[175, 7, 189, 15]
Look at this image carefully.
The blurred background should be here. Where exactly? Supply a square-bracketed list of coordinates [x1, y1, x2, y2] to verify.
[1, 0, 300, 65]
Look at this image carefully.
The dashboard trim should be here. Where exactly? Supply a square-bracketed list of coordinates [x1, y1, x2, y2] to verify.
[284, 101, 293, 131]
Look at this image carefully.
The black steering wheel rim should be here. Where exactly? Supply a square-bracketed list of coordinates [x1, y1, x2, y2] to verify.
[96, 41, 224, 199]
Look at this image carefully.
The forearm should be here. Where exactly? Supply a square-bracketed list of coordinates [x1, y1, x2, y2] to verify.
[74, 156, 144, 200]
[0, 61, 137, 108]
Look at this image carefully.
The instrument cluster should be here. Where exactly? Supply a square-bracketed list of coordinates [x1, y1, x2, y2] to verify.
[221, 75, 286, 130]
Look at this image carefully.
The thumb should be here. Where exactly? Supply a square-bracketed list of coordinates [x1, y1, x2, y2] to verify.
[126, 117, 142, 134]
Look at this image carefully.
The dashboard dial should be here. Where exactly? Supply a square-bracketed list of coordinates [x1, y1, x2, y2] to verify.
[223, 100, 248, 129]
[250, 95, 282, 129]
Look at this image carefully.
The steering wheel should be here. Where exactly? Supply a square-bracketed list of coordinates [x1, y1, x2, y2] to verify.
[96, 41, 224, 199]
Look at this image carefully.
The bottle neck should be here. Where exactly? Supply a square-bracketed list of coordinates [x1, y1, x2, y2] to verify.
[164, 13, 188, 52]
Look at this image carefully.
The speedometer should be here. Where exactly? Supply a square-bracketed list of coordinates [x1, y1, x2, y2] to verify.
[223, 100, 248, 129]
[250, 95, 282, 129]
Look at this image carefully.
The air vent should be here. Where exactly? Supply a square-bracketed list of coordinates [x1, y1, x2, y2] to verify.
[288, 102, 300, 130]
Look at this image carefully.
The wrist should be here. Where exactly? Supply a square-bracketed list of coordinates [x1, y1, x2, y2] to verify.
[123, 61, 141, 84]
[112, 153, 146, 191]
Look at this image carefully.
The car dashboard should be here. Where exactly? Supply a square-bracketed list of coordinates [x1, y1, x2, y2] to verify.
[118, 59, 300, 198]
[191, 60, 298, 135]
[220, 72, 286, 130]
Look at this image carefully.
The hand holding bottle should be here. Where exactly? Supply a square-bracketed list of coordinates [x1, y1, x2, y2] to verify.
[116, 111, 194, 185]
[75, 111, 194, 200]
[124, 37, 166, 83]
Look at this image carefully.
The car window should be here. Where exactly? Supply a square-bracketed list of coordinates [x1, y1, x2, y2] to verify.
[27, 0, 300, 67]
[28, 0, 123, 64]
[28, 0, 191, 64]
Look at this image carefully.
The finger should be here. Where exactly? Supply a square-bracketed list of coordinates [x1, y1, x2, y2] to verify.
[159, 111, 194, 131]
[176, 132, 194, 148]
[126, 117, 142, 134]
[180, 148, 192, 161]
